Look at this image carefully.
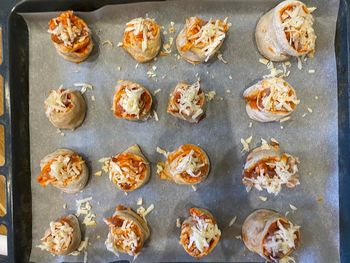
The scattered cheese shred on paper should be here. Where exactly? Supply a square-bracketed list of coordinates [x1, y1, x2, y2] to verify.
[228, 216, 237, 227]
[289, 204, 298, 211]
[240, 135, 253, 153]
[259, 196, 267, 202]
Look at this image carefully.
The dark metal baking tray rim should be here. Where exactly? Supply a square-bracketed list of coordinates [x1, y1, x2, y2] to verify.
[4, 0, 350, 262]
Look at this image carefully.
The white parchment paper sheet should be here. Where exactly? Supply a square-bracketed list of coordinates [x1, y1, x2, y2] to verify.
[22, 0, 339, 262]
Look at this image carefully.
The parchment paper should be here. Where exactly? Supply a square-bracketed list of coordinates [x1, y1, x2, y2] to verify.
[23, 0, 340, 262]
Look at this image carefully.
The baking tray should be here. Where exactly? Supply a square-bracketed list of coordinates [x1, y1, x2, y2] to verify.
[4, 0, 350, 262]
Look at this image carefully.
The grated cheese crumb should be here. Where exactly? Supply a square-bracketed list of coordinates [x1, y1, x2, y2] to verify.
[156, 147, 168, 157]
[302, 113, 307, 118]
[297, 57, 303, 70]
[102, 40, 113, 46]
[226, 89, 231, 93]
[240, 136, 253, 153]
[192, 185, 197, 192]
[176, 218, 181, 228]
[153, 110, 159, 121]
[249, 122, 252, 128]
[63, 203, 67, 209]
[154, 88, 161, 95]
[279, 116, 291, 123]
[228, 216, 237, 227]
[137, 197, 143, 206]
[259, 58, 269, 65]
[94, 171, 102, 177]
[205, 91, 216, 101]
[235, 235, 242, 240]
[259, 196, 267, 202]
[228, 75, 233, 80]
[217, 53, 228, 64]
[280, 256, 296, 263]
[308, 69, 315, 74]
[289, 204, 297, 211]
[270, 138, 279, 144]
[307, 107, 313, 113]
[143, 204, 154, 217]
[117, 42, 123, 47]
[91, 95, 95, 101]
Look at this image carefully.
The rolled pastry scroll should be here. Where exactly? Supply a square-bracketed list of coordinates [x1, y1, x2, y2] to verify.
[113, 80, 153, 121]
[122, 17, 161, 63]
[45, 86, 86, 129]
[255, 0, 317, 61]
[242, 141, 299, 195]
[48, 11, 93, 63]
[157, 144, 210, 185]
[243, 77, 299, 122]
[104, 205, 150, 257]
[180, 207, 221, 258]
[176, 17, 230, 64]
[242, 209, 301, 262]
[38, 214, 81, 255]
[167, 80, 206, 123]
[108, 144, 150, 192]
[37, 149, 89, 194]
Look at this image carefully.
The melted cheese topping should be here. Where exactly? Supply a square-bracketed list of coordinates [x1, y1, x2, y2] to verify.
[125, 17, 158, 52]
[119, 86, 145, 116]
[264, 220, 300, 260]
[187, 216, 221, 253]
[259, 78, 299, 112]
[39, 221, 73, 253]
[48, 11, 90, 47]
[169, 150, 204, 178]
[45, 87, 72, 116]
[176, 81, 203, 120]
[107, 219, 141, 256]
[281, 4, 316, 55]
[183, 17, 230, 61]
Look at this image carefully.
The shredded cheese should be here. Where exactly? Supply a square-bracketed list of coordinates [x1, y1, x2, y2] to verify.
[176, 218, 182, 228]
[240, 136, 253, 153]
[281, 3, 316, 56]
[205, 90, 216, 101]
[48, 12, 90, 47]
[259, 78, 300, 113]
[169, 150, 203, 178]
[106, 219, 140, 256]
[244, 145, 300, 195]
[187, 215, 221, 253]
[264, 221, 300, 260]
[76, 197, 96, 227]
[228, 216, 237, 227]
[119, 85, 145, 116]
[45, 87, 72, 116]
[184, 17, 230, 62]
[38, 221, 74, 254]
[175, 81, 203, 120]
[125, 17, 158, 52]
